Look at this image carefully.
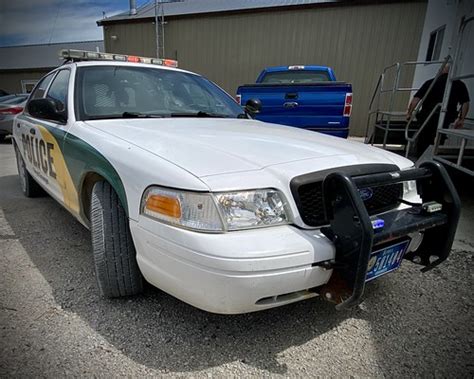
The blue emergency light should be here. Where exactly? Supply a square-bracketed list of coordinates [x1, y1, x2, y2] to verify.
[371, 218, 385, 230]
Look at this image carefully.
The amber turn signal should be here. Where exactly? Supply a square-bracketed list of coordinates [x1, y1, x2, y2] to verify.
[145, 194, 181, 218]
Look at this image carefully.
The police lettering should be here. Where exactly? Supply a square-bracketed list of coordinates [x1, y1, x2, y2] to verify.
[21, 133, 57, 179]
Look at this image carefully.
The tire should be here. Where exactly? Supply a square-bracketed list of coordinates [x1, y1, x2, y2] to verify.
[90, 181, 143, 298]
[14, 143, 45, 197]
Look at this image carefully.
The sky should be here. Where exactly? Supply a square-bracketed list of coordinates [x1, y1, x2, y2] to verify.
[0, 0, 148, 47]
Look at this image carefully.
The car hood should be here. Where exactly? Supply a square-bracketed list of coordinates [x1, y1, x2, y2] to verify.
[84, 118, 412, 177]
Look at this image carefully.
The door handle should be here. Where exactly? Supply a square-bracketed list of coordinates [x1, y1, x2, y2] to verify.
[283, 102, 299, 108]
[285, 92, 298, 100]
[30, 128, 36, 135]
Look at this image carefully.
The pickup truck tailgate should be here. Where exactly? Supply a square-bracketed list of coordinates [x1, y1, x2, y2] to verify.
[237, 82, 352, 138]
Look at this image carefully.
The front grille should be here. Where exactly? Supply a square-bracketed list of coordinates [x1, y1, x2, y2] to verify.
[363, 183, 403, 214]
[296, 181, 402, 226]
[291, 165, 403, 227]
[297, 181, 325, 226]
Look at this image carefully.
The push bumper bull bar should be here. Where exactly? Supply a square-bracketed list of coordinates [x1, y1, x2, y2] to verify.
[318, 161, 460, 310]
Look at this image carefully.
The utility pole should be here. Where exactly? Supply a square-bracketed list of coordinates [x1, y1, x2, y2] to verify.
[154, 0, 163, 58]
[155, 0, 182, 59]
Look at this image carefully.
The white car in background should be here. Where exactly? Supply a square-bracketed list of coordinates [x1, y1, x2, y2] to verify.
[12, 50, 460, 314]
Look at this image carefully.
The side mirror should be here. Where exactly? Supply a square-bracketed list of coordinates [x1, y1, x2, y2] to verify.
[27, 98, 67, 123]
[245, 98, 262, 115]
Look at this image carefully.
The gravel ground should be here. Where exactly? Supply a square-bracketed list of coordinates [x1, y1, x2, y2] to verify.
[0, 140, 473, 377]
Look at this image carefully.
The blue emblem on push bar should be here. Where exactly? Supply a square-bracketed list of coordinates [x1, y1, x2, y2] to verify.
[371, 218, 385, 230]
[359, 188, 374, 201]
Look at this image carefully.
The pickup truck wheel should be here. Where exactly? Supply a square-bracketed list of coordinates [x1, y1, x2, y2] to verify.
[90, 181, 143, 298]
[14, 143, 45, 197]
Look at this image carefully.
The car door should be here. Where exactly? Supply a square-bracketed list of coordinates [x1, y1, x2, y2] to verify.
[17, 69, 76, 211]
[15, 72, 55, 180]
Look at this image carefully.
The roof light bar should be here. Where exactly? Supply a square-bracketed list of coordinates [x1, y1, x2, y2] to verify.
[59, 49, 178, 68]
[127, 55, 140, 63]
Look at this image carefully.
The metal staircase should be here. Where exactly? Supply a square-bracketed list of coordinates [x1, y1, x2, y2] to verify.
[431, 15, 474, 176]
[365, 14, 473, 176]
[364, 59, 446, 153]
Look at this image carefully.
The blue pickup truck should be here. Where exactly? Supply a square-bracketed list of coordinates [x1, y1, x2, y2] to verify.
[236, 65, 352, 138]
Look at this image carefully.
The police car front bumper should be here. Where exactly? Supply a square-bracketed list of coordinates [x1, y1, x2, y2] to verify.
[130, 217, 336, 314]
[130, 163, 459, 314]
[318, 161, 460, 310]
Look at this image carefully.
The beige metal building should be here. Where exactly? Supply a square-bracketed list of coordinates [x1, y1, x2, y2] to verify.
[0, 41, 104, 94]
[98, 0, 428, 136]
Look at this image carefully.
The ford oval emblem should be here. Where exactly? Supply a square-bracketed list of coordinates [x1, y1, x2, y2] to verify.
[359, 188, 374, 201]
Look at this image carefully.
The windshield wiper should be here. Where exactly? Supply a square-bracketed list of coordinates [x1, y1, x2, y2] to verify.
[86, 111, 233, 120]
[85, 112, 165, 120]
[122, 112, 165, 118]
[168, 111, 233, 118]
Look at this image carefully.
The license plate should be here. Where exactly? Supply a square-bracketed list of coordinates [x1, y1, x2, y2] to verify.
[366, 240, 410, 282]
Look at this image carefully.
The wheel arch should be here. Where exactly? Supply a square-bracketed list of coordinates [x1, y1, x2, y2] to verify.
[80, 170, 129, 223]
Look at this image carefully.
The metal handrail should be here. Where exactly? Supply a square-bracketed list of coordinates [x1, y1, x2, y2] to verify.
[368, 74, 382, 111]
[432, 14, 474, 177]
[381, 62, 400, 92]
[382, 62, 400, 74]
[405, 103, 442, 157]
[400, 59, 446, 66]
[365, 58, 447, 146]
[394, 87, 421, 91]
[402, 55, 452, 155]
[451, 73, 474, 81]
[379, 63, 403, 147]
[406, 103, 442, 143]
[364, 48, 458, 147]
[436, 16, 474, 138]
[460, 15, 474, 30]
[365, 73, 384, 143]
[408, 55, 451, 120]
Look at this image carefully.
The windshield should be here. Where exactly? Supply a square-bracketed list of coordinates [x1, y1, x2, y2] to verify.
[261, 70, 330, 84]
[76, 66, 243, 120]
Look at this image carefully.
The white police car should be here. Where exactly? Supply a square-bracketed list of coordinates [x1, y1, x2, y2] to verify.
[12, 50, 460, 313]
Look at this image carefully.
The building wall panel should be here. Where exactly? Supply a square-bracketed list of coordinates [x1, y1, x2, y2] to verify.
[103, 1, 427, 136]
[0, 70, 50, 93]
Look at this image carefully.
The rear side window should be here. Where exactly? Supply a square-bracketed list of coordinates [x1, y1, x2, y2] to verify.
[46, 70, 70, 112]
[261, 70, 330, 84]
[30, 73, 54, 100]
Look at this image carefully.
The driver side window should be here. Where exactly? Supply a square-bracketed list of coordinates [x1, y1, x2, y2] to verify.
[30, 73, 54, 100]
[46, 70, 70, 114]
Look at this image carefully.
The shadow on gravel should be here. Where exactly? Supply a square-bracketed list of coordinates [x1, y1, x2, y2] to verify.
[1, 174, 350, 374]
[2, 171, 473, 375]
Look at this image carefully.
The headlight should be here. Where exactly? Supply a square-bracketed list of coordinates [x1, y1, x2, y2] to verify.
[214, 189, 289, 230]
[403, 180, 417, 196]
[141, 187, 290, 232]
[401, 166, 417, 197]
[142, 187, 224, 231]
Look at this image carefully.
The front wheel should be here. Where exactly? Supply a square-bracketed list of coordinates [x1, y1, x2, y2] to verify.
[90, 181, 143, 297]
